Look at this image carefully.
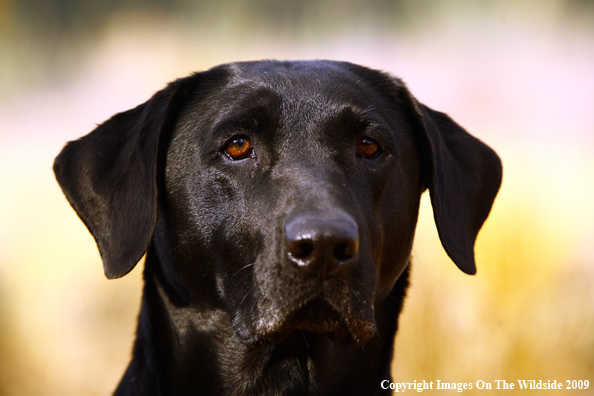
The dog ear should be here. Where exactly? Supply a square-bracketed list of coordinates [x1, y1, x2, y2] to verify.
[53, 79, 190, 279]
[415, 103, 502, 275]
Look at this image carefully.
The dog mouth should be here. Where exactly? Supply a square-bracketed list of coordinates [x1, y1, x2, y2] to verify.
[236, 296, 376, 347]
[289, 298, 376, 345]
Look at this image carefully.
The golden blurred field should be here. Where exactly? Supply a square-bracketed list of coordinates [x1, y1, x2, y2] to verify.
[1, 1, 593, 395]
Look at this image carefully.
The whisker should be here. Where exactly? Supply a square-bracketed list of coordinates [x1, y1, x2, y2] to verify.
[234, 262, 255, 276]
[237, 282, 256, 309]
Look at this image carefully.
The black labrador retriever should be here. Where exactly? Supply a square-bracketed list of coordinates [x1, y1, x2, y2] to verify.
[54, 60, 501, 396]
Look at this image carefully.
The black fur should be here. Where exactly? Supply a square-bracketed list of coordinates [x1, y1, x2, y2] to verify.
[54, 60, 502, 396]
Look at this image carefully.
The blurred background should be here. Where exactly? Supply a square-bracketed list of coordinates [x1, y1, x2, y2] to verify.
[1, 0, 593, 394]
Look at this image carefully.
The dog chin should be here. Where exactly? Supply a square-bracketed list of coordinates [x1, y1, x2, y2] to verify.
[233, 298, 377, 347]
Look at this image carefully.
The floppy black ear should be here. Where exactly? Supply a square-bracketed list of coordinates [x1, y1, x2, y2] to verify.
[53, 79, 189, 279]
[415, 104, 502, 275]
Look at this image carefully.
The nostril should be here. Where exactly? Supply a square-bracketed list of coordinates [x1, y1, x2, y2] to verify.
[292, 241, 314, 259]
[333, 242, 357, 263]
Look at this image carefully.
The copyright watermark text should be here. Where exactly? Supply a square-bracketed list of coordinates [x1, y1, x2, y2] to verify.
[380, 379, 590, 392]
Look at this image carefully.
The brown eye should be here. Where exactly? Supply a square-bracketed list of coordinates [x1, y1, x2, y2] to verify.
[357, 138, 380, 159]
[225, 137, 252, 159]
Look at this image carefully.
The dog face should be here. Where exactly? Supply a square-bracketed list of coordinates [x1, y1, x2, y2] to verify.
[164, 62, 424, 345]
[54, 60, 502, 347]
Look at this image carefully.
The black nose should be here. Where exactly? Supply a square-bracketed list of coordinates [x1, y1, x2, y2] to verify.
[284, 214, 359, 279]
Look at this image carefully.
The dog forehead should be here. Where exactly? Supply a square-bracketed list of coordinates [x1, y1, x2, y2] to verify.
[204, 61, 384, 131]
[219, 60, 375, 105]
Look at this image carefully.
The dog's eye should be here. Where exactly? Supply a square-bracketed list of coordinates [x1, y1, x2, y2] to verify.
[225, 137, 252, 160]
[357, 138, 380, 159]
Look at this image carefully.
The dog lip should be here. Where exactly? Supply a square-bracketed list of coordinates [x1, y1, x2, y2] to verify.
[290, 298, 344, 332]
[242, 297, 377, 346]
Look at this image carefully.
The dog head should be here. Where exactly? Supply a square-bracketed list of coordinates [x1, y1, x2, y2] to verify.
[54, 60, 502, 346]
